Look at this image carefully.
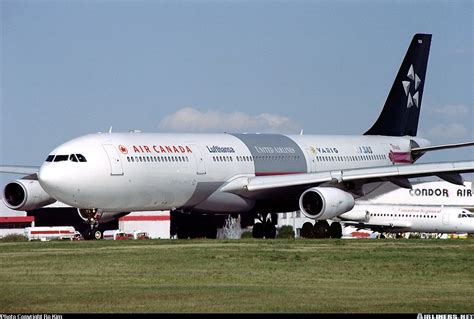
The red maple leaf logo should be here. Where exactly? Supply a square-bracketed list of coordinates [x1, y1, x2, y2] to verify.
[119, 145, 128, 154]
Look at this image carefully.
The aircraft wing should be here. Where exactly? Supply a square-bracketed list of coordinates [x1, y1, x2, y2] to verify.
[0, 165, 40, 175]
[222, 160, 474, 196]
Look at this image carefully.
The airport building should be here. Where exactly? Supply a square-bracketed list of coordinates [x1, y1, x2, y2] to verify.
[0, 201, 34, 237]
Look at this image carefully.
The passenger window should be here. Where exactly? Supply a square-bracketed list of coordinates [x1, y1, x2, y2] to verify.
[45, 155, 55, 162]
[70, 154, 79, 162]
[76, 154, 87, 162]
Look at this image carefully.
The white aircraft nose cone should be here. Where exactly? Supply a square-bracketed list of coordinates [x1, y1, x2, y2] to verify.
[38, 164, 61, 192]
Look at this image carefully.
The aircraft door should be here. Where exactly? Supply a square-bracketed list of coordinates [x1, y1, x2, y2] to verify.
[189, 144, 206, 175]
[305, 147, 317, 173]
[442, 213, 450, 226]
[102, 144, 124, 176]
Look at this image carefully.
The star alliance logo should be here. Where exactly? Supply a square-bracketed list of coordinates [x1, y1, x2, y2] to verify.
[402, 64, 421, 108]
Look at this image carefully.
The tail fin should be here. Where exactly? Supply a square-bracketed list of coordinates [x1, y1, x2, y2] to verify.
[365, 34, 432, 136]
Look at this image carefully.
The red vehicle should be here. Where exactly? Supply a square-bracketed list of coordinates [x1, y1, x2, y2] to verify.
[133, 231, 150, 240]
[103, 230, 131, 240]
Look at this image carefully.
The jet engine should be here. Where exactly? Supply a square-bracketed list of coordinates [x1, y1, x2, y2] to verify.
[299, 187, 355, 220]
[3, 179, 56, 211]
[339, 210, 370, 222]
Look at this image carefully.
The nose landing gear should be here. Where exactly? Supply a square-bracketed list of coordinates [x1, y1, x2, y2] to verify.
[77, 208, 104, 240]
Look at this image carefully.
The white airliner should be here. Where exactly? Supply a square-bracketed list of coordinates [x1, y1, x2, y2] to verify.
[335, 181, 474, 236]
[1, 33, 474, 239]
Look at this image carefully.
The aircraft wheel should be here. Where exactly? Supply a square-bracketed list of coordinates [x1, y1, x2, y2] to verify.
[94, 230, 103, 240]
[313, 221, 329, 239]
[301, 222, 314, 238]
[205, 224, 218, 239]
[252, 223, 264, 238]
[82, 227, 99, 240]
[83, 230, 94, 240]
[264, 223, 276, 239]
[329, 222, 342, 239]
[177, 226, 189, 239]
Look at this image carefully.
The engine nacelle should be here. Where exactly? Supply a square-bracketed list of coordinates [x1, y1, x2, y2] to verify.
[3, 179, 56, 211]
[339, 210, 370, 222]
[299, 187, 355, 220]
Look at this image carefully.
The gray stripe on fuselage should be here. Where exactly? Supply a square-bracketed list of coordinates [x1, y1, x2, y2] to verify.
[231, 133, 307, 175]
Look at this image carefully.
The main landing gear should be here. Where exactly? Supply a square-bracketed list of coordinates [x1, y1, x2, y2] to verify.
[171, 210, 221, 239]
[77, 208, 104, 240]
[252, 213, 277, 239]
[301, 220, 342, 239]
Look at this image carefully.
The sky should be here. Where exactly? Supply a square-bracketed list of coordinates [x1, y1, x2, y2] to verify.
[1, 0, 473, 187]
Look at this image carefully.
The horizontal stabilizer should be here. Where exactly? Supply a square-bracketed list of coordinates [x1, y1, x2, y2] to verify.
[412, 141, 474, 154]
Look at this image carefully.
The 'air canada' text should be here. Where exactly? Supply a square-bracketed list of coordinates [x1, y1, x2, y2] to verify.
[132, 145, 193, 154]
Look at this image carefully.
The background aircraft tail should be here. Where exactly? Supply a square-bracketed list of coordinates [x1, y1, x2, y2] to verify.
[365, 33, 432, 137]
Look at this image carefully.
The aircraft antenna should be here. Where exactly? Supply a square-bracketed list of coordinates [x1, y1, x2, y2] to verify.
[108, 126, 113, 133]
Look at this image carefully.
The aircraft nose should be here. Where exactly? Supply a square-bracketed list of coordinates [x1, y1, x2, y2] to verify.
[38, 164, 62, 192]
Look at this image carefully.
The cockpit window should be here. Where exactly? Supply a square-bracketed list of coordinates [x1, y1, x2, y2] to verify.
[54, 155, 69, 162]
[48, 154, 87, 163]
[76, 154, 87, 162]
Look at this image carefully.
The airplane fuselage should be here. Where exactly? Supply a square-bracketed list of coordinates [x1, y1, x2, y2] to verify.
[38, 132, 429, 212]
[341, 205, 474, 233]
[337, 181, 474, 234]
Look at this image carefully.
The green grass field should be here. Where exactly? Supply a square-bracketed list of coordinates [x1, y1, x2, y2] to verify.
[0, 239, 473, 313]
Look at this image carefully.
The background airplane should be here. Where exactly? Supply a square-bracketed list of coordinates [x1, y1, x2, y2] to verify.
[1, 34, 474, 239]
[337, 180, 474, 236]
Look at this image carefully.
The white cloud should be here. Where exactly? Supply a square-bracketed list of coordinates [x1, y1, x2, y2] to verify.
[425, 123, 469, 141]
[429, 104, 470, 118]
[158, 107, 300, 133]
